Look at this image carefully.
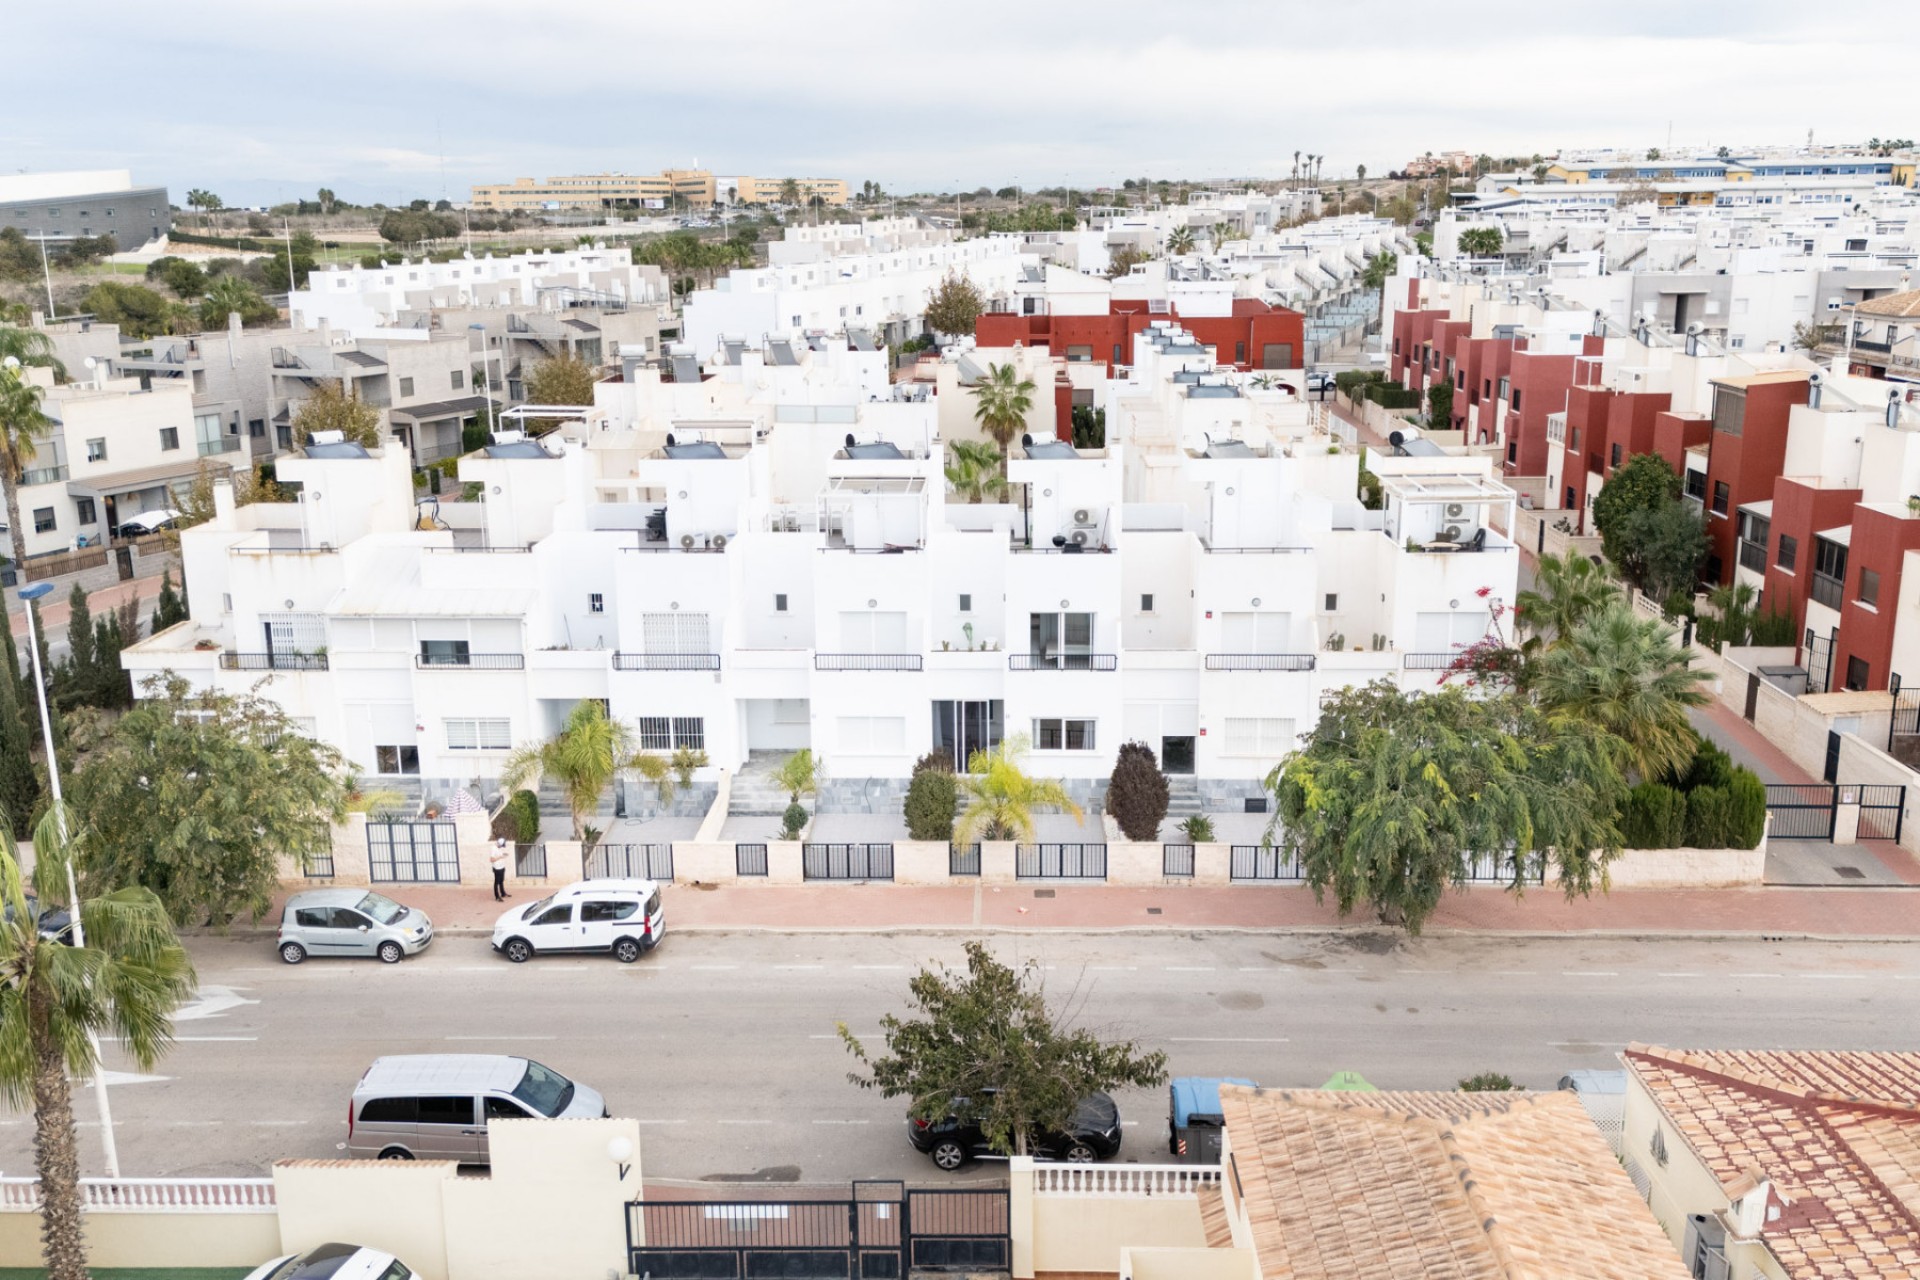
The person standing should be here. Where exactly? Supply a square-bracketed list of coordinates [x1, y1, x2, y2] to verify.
[489, 838, 510, 902]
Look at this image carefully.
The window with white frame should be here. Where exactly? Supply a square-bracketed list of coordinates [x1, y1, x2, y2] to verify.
[1220, 611, 1292, 652]
[839, 611, 909, 653]
[445, 718, 511, 750]
[1223, 717, 1295, 756]
[1033, 718, 1096, 751]
[837, 716, 905, 754]
[642, 611, 711, 654]
[635, 716, 704, 751]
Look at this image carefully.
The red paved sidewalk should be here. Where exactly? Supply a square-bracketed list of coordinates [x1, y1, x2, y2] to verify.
[8, 572, 168, 635]
[256, 878, 1920, 940]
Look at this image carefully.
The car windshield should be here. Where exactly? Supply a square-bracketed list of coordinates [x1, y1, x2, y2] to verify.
[525, 893, 556, 916]
[355, 893, 408, 926]
[511, 1059, 575, 1117]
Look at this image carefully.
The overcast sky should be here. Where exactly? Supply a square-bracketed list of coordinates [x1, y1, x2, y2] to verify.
[10, 0, 1909, 207]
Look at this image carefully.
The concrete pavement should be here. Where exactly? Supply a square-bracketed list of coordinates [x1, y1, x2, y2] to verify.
[10, 930, 1919, 1184]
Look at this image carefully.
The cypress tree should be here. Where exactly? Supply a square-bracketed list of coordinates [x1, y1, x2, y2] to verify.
[152, 569, 188, 633]
[0, 623, 39, 835]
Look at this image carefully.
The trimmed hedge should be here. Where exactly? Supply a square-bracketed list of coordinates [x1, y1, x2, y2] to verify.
[1621, 740, 1766, 850]
[905, 750, 957, 842]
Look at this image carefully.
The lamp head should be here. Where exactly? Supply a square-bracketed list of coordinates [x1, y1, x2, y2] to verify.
[19, 583, 54, 603]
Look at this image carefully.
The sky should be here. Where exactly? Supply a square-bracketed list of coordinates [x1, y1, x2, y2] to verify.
[8, 0, 1913, 207]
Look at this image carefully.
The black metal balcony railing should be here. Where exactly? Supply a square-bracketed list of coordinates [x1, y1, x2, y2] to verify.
[1853, 338, 1893, 355]
[612, 652, 721, 671]
[1810, 572, 1845, 611]
[1205, 653, 1317, 672]
[1402, 653, 1458, 670]
[1009, 653, 1118, 672]
[814, 653, 924, 672]
[220, 652, 329, 672]
[1737, 540, 1768, 575]
[414, 653, 526, 670]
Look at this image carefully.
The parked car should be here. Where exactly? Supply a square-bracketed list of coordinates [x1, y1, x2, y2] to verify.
[907, 1090, 1123, 1171]
[278, 889, 433, 964]
[1, 893, 74, 945]
[347, 1054, 607, 1164]
[243, 1241, 414, 1280]
[118, 508, 183, 535]
[490, 878, 664, 964]
[1305, 370, 1334, 394]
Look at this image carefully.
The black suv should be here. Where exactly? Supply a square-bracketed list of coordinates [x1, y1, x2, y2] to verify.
[907, 1091, 1122, 1171]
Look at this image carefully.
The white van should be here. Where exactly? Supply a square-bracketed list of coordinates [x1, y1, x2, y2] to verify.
[490, 878, 664, 963]
[348, 1054, 607, 1164]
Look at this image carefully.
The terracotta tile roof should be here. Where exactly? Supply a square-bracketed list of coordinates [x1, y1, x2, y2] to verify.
[1624, 1045, 1920, 1279]
[1218, 1085, 1685, 1279]
[1196, 1184, 1235, 1249]
[1856, 289, 1920, 320]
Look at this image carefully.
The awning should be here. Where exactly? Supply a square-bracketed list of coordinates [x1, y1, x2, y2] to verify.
[67, 456, 236, 499]
[390, 395, 493, 423]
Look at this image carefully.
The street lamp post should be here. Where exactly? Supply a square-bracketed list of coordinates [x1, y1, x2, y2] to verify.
[18, 580, 121, 1178]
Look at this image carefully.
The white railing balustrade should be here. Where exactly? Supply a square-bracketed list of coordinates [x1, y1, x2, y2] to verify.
[0, 1177, 277, 1212]
[1032, 1162, 1221, 1197]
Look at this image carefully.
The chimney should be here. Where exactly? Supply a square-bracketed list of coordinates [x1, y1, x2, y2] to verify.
[213, 479, 236, 523]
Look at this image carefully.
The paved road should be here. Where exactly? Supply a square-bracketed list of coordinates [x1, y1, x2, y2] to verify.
[8, 931, 1919, 1185]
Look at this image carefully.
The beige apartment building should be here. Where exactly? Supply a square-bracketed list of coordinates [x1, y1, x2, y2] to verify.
[470, 170, 848, 212]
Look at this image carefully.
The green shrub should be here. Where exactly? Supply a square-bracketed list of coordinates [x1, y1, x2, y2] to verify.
[1681, 739, 1732, 791]
[904, 761, 958, 842]
[1726, 768, 1767, 849]
[1458, 1072, 1519, 1092]
[1107, 741, 1169, 841]
[1178, 815, 1216, 842]
[778, 800, 809, 841]
[1685, 786, 1736, 849]
[504, 789, 541, 843]
[1620, 783, 1687, 849]
[462, 421, 489, 453]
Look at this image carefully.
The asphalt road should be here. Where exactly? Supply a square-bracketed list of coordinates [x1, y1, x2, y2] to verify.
[8, 930, 1920, 1185]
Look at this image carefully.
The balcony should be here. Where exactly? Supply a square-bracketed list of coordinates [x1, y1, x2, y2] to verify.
[1811, 572, 1844, 611]
[613, 653, 720, 671]
[1204, 654, 1317, 672]
[814, 654, 924, 672]
[1010, 653, 1118, 671]
[220, 652, 328, 672]
[1403, 653, 1457, 670]
[1737, 540, 1768, 574]
[414, 653, 526, 670]
[196, 437, 241, 457]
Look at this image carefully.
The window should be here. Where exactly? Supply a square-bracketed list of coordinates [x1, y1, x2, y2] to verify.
[1845, 655, 1870, 692]
[589, 593, 604, 614]
[1324, 593, 1338, 612]
[1510, 389, 1522, 412]
[85, 438, 106, 462]
[1811, 537, 1848, 609]
[1711, 481, 1730, 516]
[634, 717, 704, 751]
[1223, 717, 1295, 756]
[1683, 469, 1707, 501]
[1260, 343, 1295, 370]
[1859, 567, 1880, 608]
[249, 418, 265, 437]
[484, 1097, 532, 1120]
[445, 718, 511, 750]
[1033, 718, 1096, 750]
[277, 423, 293, 450]
[419, 639, 471, 665]
[159, 427, 179, 451]
[1711, 385, 1746, 437]
[1610, 443, 1622, 468]
[1565, 486, 1577, 510]
[75, 498, 96, 525]
[642, 611, 711, 654]
[1777, 535, 1798, 572]
[1483, 379, 1492, 398]
[1571, 427, 1580, 450]
[451, 370, 464, 390]
[580, 900, 639, 923]
[1064, 345, 1094, 363]
[1112, 344, 1123, 364]
[398, 376, 415, 397]
[32, 508, 54, 533]
[1140, 593, 1154, 613]
[774, 593, 788, 612]
[415, 1094, 476, 1126]
[1234, 341, 1247, 364]
[838, 715, 906, 753]
[532, 904, 573, 927]
[294, 908, 329, 928]
[195, 412, 230, 456]
[958, 594, 971, 613]
[374, 745, 420, 775]
[357, 1097, 415, 1124]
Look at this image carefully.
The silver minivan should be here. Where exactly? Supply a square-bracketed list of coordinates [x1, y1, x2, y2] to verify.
[279, 889, 433, 965]
[347, 1054, 608, 1164]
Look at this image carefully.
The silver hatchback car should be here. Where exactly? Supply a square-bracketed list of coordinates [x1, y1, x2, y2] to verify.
[279, 889, 433, 965]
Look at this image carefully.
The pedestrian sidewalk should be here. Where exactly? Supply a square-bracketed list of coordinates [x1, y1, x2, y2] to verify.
[258, 877, 1920, 941]
[8, 571, 169, 636]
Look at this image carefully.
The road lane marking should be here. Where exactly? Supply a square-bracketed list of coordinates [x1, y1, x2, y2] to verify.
[850, 965, 903, 971]
[252, 1120, 308, 1126]
[812, 1119, 871, 1126]
[444, 1035, 557, 1041]
[1090, 966, 1137, 972]
[1794, 973, 1868, 980]
[636, 1119, 690, 1125]
[1169, 1037, 1290, 1043]
[717, 1119, 771, 1126]
[1730, 973, 1782, 979]
[1164, 966, 1215, 972]
[690, 965, 740, 971]
[775, 965, 826, 971]
[1561, 972, 1618, 978]
[1658, 973, 1703, 978]
[105, 1035, 257, 1043]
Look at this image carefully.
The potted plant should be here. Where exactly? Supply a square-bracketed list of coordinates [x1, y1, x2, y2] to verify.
[1178, 814, 1216, 842]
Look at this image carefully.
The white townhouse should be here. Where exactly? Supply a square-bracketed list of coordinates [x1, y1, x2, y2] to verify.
[123, 325, 1514, 811]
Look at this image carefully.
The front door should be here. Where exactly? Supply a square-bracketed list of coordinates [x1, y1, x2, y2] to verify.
[1161, 736, 1196, 775]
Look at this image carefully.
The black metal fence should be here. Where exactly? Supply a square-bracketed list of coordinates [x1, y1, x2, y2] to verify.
[906, 1188, 1011, 1272]
[586, 842, 674, 881]
[513, 843, 547, 878]
[367, 821, 460, 882]
[803, 843, 895, 881]
[613, 652, 721, 671]
[736, 843, 770, 876]
[1767, 784, 1838, 840]
[1230, 844, 1302, 882]
[301, 847, 336, 879]
[1461, 850, 1547, 885]
[1859, 785, 1906, 842]
[1015, 843, 1108, 880]
[1891, 674, 1919, 752]
[948, 843, 981, 876]
[813, 653, 924, 671]
[1008, 653, 1118, 671]
[1204, 653, 1316, 671]
[1162, 843, 1196, 876]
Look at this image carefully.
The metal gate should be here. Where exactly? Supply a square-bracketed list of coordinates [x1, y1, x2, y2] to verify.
[366, 821, 460, 883]
[1891, 673, 1920, 751]
[1462, 850, 1546, 885]
[587, 842, 674, 881]
[1230, 844, 1303, 882]
[802, 843, 895, 881]
[735, 843, 769, 876]
[1015, 843, 1108, 879]
[905, 1188, 1011, 1272]
[1766, 784, 1837, 840]
[1162, 843, 1196, 877]
[1859, 785, 1906, 842]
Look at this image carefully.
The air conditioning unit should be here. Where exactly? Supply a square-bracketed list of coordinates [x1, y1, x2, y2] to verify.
[1069, 530, 1089, 546]
[1072, 508, 1094, 526]
[1443, 524, 1465, 541]
[680, 534, 697, 550]
[1445, 503, 1467, 518]
[711, 533, 728, 551]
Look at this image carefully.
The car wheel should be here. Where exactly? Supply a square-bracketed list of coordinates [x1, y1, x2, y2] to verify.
[931, 1141, 967, 1172]
[1064, 1142, 1098, 1163]
[378, 1147, 414, 1161]
[279, 942, 307, 965]
[377, 941, 404, 965]
[613, 938, 642, 964]
[503, 938, 533, 964]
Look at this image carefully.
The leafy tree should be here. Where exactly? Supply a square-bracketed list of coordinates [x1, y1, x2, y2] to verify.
[839, 941, 1167, 1157]
[0, 366, 52, 573]
[923, 271, 984, 338]
[1619, 499, 1708, 603]
[198, 275, 274, 329]
[145, 256, 208, 299]
[1457, 227, 1504, 256]
[261, 231, 319, 292]
[71, 676, 350, 924]
[0, 804, 197, 1280]
[0, 625, 38, 838]
[1069, 405, 1105, 450]
[292, 379, 382, 449]
[1106, 740, 1168, 841]
[905, 750, 958, 842]
[1591, 452, 1678, 573]
[1106, 245, 1151, 277]
[1269, 682, 1623, 933]
[1532, 603, 1711, 782]
[1514, 549, 1621, 653]
[52, 235, 116, 270]
[378, 209, 460, 245]
[944, 439, 1007, 504]
[79, 281, 184, 340]
[954, 735, 1084, 843]
[317, 188, 336, 214]
[970, 363, 1037, 469]
[1791, 319, 1843, 353]
[150, 569, 189, 633]
[0, 326, 65, 380]
[1426, 380, 1454, 427]
[522, 354, 600, 434]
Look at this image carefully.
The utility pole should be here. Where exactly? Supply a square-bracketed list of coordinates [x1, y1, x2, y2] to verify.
[37, 230, 55, 317]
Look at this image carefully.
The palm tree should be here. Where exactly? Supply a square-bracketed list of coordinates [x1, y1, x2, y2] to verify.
[945, 440, 1008, 504]
[1515, 550, 1621, 653]
[1532, 603, 1710, 781]
[0, 328, 65, 381]
[970, 363, 1036, 468]
[773, 749, 820, 805]
[0, 367, 51, 574]
[1356, 163, 1367, 186]
[1166, 226, 1196, 256]
[1, 804, 197, 1280]
[500, 701, 672, 840]
[779, 178, 802, 207]
[954, 735, 1084, 843]
[199, 276, 267, 330]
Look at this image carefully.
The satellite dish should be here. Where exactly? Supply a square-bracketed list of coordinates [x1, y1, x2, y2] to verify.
[1388, 430, 1406, 450]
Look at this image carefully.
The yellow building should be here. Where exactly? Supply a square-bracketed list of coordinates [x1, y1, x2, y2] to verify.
[471, 169, 716, 211]
[732, 176, 850, 206]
